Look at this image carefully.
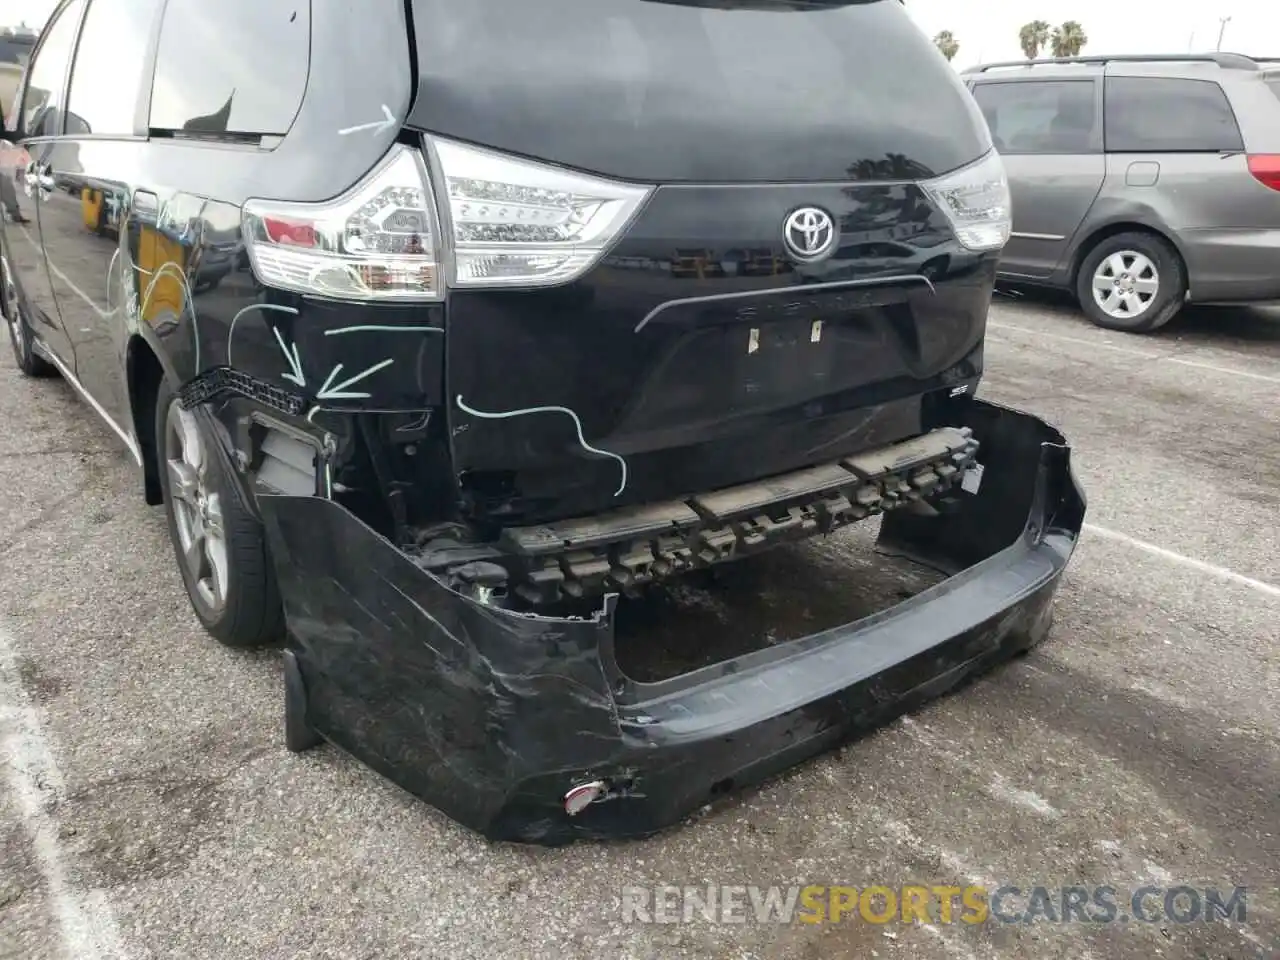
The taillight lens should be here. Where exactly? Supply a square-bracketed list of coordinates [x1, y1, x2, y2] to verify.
[429, 137, 653, 288]
[921, 149, 1012, 253]
[242, 145, 442, 301]
[1248, 155, 1280, 192]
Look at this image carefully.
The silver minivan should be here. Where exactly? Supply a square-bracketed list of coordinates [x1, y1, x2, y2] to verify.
[964, 54, 1280, 333]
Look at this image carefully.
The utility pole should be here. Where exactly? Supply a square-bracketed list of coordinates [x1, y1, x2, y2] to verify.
[1216, 16, 1231, 51]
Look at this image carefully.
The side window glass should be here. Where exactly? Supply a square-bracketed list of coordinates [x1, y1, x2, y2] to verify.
[1105, 77, 1244, 153]
[19, 0, 86, 138]
[66, 0, 163, 137]
[149, 0, 311, 136]
[972, 80, 1097, 155]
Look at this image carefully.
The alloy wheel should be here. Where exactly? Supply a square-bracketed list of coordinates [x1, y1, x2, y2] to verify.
[1092, 251, 1159, 320]
[166, 404, 229, 612]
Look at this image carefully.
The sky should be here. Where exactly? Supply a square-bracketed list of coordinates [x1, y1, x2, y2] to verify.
[0, 0, 49, 32]
[903, 0, 1279, 70]
[1, 0, 1277, 69]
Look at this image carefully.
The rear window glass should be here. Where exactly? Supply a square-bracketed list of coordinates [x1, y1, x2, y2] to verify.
[972, 80, 1097, 154]
[149, 0, 311, 136]
[408, 0, 989, 183]
[1105, 77, 1243, 153]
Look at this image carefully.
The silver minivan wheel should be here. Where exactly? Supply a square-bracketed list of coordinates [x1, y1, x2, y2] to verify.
[1091, 251, 1159, 320]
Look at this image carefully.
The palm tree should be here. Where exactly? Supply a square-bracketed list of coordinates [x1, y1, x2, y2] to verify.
[1050, 21, 1088, 58]
[1018, 21, 1051, 59]
[934, 30, 959, 62]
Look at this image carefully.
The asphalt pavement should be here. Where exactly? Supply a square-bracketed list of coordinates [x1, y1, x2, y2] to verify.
[1, 296, 1278, 960]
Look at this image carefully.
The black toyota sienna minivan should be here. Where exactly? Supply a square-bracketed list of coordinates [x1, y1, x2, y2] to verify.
[3, 0, 1085, 841]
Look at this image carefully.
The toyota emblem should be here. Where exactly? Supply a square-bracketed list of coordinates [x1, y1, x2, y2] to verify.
[782, 207, 837, 262]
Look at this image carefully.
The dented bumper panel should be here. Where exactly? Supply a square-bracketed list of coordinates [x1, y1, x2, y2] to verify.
[258, 399, 1086, 844]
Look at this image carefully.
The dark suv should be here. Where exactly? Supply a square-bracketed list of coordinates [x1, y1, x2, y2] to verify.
[2, 0, 1084, 842]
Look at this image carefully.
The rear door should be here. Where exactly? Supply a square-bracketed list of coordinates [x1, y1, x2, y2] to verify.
[971, 77, 1105, 279]
[410, 0, 1000, 524]
[42, 0, 164, 430]
[1098, 74, 1263, 300]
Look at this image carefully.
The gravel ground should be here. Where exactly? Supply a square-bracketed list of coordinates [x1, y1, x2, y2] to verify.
[0, 296, 1278, 960]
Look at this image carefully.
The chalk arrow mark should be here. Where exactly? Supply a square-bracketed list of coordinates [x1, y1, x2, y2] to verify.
[315, 358, 394, 400]
[337, 105, 396, 137]
[271, 326, 306, 388]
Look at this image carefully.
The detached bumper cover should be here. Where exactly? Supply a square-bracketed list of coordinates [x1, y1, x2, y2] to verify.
[259, 399, 1086, 844]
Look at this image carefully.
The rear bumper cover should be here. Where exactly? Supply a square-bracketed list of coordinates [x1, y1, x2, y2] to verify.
[1181, 226, 1280, 303]
[259, 398, 1085, 844]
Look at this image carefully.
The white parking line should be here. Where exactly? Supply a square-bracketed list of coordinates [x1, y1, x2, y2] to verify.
[0, 625, 126, 960]
[987, 321, 1160, 359]
[1162, 355, 1280, 385]
[988, 320, 1280, 385]
[1084, 523, 1280, 599]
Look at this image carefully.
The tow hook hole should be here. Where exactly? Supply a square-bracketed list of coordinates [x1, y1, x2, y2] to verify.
[710, 777, 734, 798]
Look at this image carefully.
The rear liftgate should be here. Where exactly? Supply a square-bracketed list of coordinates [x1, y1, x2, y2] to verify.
[258, 397, 1085, 844]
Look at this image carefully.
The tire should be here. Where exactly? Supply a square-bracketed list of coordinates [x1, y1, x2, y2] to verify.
[3, 257, 56, 377]
[155, 378, 284, 647]
[1075, 231, 1186, 334]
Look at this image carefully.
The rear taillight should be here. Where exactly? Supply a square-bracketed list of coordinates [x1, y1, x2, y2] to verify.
[242, 145, 443, 302]
[242, 140, 653, 300]
[921, 149, 1012, 253]
[428, 137, 653, 288]
[1248, 155, 1280, 192]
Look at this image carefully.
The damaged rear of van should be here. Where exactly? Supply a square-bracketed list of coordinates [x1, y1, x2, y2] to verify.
[13, 0, 1085, 843]
[250, 0, 1086, 842]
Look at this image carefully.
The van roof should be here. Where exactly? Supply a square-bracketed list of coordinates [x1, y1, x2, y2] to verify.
[963, 53, 1273, 76]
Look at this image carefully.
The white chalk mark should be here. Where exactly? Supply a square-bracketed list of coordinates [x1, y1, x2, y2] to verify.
[139, 261, 198, 369]
[455, 394, 629, 497]
[105, 248, 120, 310]
[307, 405, 321, 423]
[337, 104, 396, 137]
[315, 358, 395, 400]
[986, 773, 1061, 819]
[1084, 522, 1280, 599]
[323, 325, 443, 337]
[0, 625, 127, 960]
[226, 303, 300, 369]
[271, 327, 306, 387]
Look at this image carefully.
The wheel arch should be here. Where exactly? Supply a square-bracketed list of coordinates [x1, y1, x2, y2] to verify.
[126, 327, 179, 505]
[1066, 217, 1190, 295]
